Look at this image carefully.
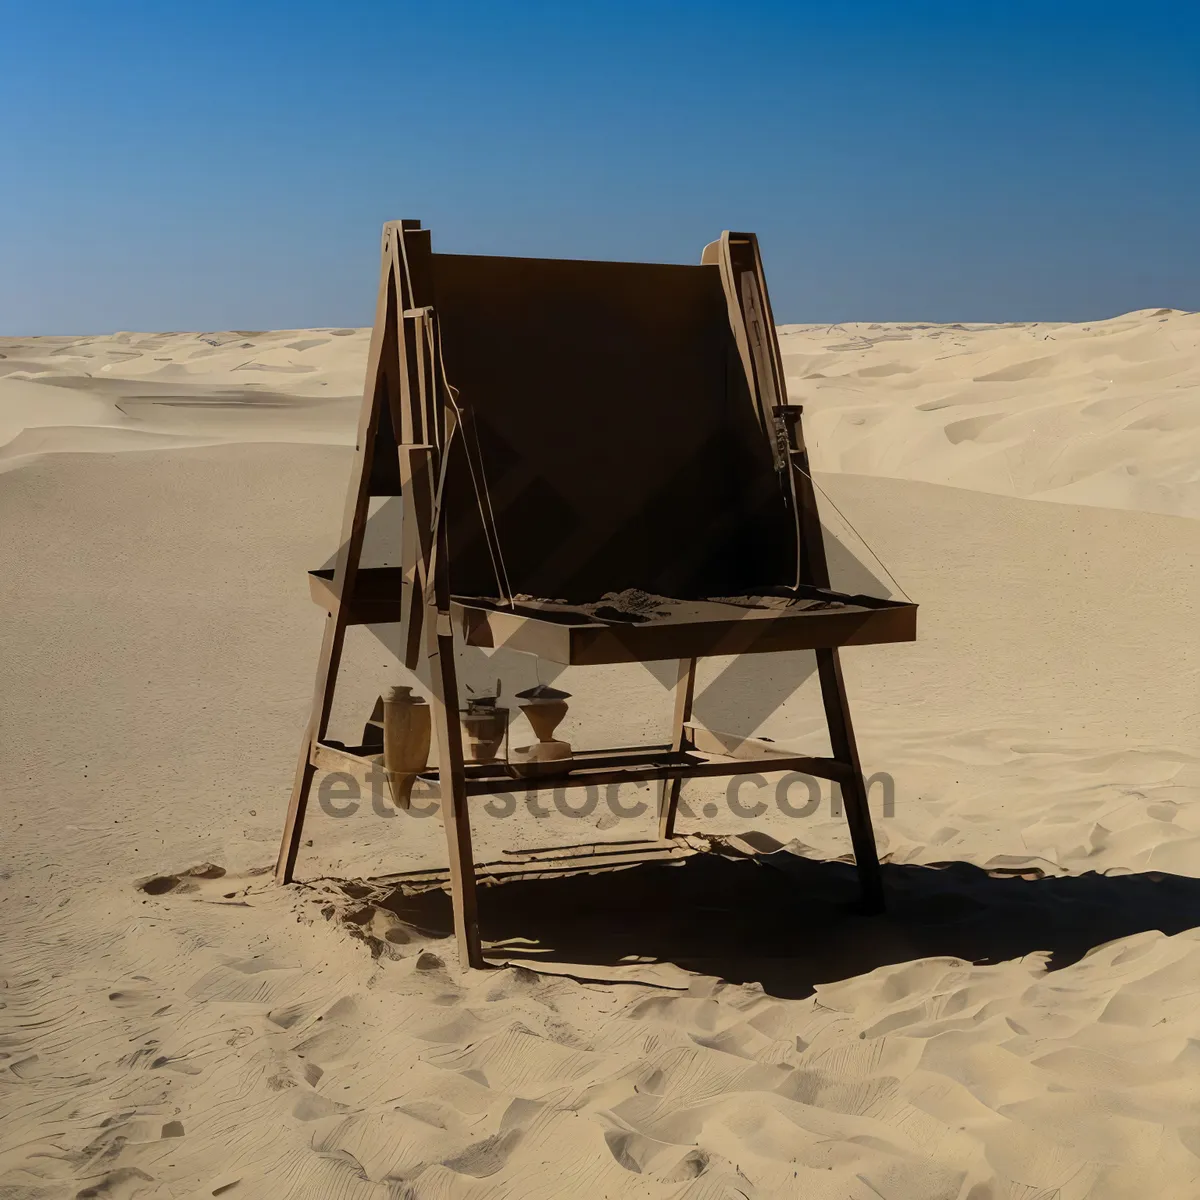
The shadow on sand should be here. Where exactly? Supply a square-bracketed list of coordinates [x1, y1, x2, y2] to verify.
[365, 846, 1200, 998]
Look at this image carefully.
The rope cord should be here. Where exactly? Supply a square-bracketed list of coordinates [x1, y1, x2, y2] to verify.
[431, 318, 515, 608]
[795, 463, 913, 603]
[408, 255, 903, 613]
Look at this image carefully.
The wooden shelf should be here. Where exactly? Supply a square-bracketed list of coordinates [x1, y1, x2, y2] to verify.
[307, 568, 917, 664]
[309, 737, 848, 797]
[307, 567, 410, 626]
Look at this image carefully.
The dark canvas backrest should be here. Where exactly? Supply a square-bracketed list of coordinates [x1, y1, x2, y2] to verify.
[432, 252, 797, 603]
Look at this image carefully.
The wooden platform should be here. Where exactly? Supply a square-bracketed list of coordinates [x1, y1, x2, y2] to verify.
[307, 568, 916, 665]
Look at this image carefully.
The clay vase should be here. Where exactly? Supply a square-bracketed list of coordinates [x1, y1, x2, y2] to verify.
[511, 684, 572, 774]
[520, 699, 569, 744]
[460, 700, 508, 763]
[382, 685, 431, 809]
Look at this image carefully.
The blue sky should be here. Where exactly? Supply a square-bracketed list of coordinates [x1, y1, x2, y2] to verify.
[2, 0, 1198, 332]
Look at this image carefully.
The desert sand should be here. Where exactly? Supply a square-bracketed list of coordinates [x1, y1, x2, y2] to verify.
[2, 312, 1198, 1198]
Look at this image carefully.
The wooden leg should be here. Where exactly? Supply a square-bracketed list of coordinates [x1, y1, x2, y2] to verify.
[658, 657, 697, 840]
[426, 611, 484, 969]
[815, 647, 884, 911]
[277, 228, 403, 884]
[276, 613, 347, 884]
[276, 747, 316, 885]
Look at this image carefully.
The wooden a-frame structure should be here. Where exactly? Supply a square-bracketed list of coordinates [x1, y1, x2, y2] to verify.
[276, 220, 917, 969]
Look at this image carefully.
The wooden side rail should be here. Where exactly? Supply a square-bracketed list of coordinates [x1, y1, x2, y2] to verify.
[307, 737, 846, 797]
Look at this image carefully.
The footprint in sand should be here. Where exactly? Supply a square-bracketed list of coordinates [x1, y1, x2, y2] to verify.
[137, 862, 226, 896]
[136, 863, 265, 903]
[74, 1167, 157, 1198]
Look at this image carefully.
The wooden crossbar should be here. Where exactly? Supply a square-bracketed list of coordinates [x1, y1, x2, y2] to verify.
[308, 737, 849, 797]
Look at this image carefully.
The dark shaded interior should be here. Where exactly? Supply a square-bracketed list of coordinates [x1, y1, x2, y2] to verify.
[430, 253, 797, 603]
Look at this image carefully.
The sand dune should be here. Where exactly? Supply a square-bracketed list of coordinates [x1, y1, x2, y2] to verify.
[0, 328, 368, 397]
[1, 311, 1198, 1197]
[782, 308, 1200, 519]
[0, 329, 366, 472]
[5, 308, 1198, 516]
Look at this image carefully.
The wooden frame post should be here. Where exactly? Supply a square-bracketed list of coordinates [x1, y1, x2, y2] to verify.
[275, 220, 487, 965]
[658, 657, 696, 839]
[780, 395, 885, 911]
[276, 225, 400, 885]
[417, 305, 484, 969]
[795, 479, 885, 908]
[816, 647, 884, 910]
[709, 230, 885, 911]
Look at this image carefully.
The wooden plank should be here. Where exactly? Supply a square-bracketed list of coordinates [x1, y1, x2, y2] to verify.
[307, 571, 915, 660]
[310, 737, 844, 793]
[771, 373, 886, 911]
[709, 230, 802, 576]
[659, 657, 696, 839]
[306, 740, 681, 786]
[394, 235, 437, 668]
[455, 601, 576, 661]
[306, 738, 841, 798]
[817, 646, 884, 911]
[398, 441, 434, 668]
[426, 589, 484, 967]
[457, 751, 841, 796]
[563, 603, 916, 665]
[276, 224, 401, 886]
[310, 740, 382, 782]
[459, 743, 684, 780]
[452, 595, 916, 664]
[405, 251, 486, 969]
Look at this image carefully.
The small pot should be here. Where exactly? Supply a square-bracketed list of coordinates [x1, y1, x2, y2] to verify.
[460, 698, 508, 763]
[515, 683, 571, 744]
[519, 699, 569, 743]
